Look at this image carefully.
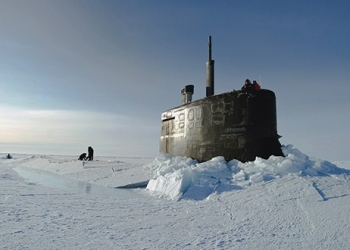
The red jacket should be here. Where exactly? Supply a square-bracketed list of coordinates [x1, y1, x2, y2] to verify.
[253, 83, 261, 90]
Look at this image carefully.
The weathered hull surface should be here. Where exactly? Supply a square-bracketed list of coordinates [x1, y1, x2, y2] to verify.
[160, 89, 283, 162]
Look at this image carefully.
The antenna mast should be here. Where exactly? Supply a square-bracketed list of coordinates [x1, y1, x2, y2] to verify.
[206, 36, 215, 97]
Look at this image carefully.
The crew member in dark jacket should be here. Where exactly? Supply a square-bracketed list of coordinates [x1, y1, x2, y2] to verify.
[241, 79, 253, 92]
[87, 146, 94, 161]
[78, 153, 87, 161]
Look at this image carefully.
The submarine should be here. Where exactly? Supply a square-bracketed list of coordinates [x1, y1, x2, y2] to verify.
[160, 36, 284, 163]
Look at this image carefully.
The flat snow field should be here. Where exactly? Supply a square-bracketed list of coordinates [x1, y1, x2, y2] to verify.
[1, 147, 350, 249]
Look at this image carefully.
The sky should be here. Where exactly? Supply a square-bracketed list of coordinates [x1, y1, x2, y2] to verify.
[1, 0, 350, 160]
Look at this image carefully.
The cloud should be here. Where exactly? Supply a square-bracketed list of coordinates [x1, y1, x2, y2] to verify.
[0, 104, 159, 156]
[1, 106, 93, 141]
[1, 104, 150, 140]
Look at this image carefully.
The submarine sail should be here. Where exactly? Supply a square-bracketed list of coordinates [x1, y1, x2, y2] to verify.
[159, 37, 283, 162]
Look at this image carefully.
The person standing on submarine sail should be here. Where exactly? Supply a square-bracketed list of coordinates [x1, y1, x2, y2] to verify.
[241, 79, 253, 92]
[253, 80, 261, 91]
[87, 146, 94, 161]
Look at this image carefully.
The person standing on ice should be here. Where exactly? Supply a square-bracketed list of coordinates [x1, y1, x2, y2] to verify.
[87, 146, 94, 161]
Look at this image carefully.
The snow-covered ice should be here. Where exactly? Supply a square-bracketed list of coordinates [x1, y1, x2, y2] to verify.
[1, 145, 350, 249]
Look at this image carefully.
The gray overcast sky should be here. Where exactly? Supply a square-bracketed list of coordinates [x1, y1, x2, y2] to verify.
[1, 0, 350, 160]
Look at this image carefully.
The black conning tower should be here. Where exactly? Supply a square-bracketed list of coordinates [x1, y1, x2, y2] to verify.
[159, 36, 283, 162]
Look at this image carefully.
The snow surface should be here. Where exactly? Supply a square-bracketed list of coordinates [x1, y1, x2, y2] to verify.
[1, 145, 350, 249]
